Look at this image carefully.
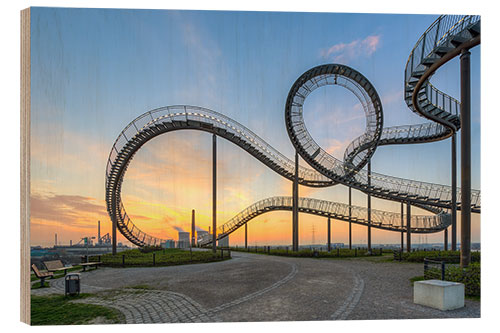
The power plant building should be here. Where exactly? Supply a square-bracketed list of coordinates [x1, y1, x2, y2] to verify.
[161, 239, 176, 249]
[178, 231, 190, 248]
[218, 234, 229, 247]
[197, 230, 209, 245]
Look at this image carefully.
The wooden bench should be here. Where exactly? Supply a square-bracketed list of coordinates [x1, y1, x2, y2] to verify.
[43, 260, 73, 276]
[31, 264, 53, 287]
[80, 262, 102, 272]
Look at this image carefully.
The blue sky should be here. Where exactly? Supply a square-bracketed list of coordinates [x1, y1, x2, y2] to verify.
[29, 8, 481, 246]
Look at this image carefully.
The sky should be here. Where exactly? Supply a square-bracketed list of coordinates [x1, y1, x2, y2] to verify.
[29, 8, 481, 247]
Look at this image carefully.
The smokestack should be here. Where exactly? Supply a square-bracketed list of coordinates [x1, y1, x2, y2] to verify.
[98, 220, 101, 244]
[70, 240, 72, 246]
[55, 233, 57, 246]
[191, 210, 196, 247]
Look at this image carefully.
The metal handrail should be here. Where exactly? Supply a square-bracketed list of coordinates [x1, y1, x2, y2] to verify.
[404, 15, 479, 126]
[105, 105, 480, 246]
[198, 195, 450, 246]
[107, 107, 480, 206]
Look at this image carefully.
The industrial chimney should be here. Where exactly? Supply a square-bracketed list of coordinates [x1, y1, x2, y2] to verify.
[191, 210, 196, 247]
[98, 220, 101, 245]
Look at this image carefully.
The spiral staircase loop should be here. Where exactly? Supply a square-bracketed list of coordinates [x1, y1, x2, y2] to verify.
[105, 15, 480, 247]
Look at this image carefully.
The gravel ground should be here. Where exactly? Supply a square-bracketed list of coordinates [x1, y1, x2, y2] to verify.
[336, 258, 480, 320]
[31, 251, 480, 322]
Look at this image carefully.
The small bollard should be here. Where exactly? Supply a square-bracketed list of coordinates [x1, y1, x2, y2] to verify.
[355, 248, 357, 257]
[122, 254, 125, 267]
[337, 248, 340, 257]
[153, 253, 156, 266]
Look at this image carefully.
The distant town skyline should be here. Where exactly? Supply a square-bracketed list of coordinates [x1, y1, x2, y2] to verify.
[30, 8, 480, 247]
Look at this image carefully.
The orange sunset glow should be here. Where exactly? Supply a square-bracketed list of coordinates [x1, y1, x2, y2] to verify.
[29, 9, 480, 249]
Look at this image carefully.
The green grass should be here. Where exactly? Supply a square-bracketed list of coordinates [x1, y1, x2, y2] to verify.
[409, 276, 480, 301]
[31, 281, 50, 289]
[410, 262, 480, 298]
[394, 250, 480, 263]
[344, 252, 394, 263]
[231, 247, 385, 259]
[31, 294, 124, 325]
[89, 248, 230, 267]
[409, 275, 426, 285]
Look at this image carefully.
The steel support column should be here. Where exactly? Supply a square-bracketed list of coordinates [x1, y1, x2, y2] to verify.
[191, 209, 196, 247]
[400, 201, 404, 251]
[406, 202, 411, 252]
[327, 217, 331, 252]
[460, 49, 471, 268]
[349, 186, 352, 250]
[245, 223, 248, 249]
[292, 151, 299, 251]
[112, 217, 117, 255]
[212, 134, 217, 254]
[451, 133, 457, 251]
[444, 228, 448, 251]
[367, 161, 372, 253]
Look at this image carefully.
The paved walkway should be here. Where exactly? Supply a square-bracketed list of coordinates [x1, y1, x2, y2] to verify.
[31, 251, 480, 323]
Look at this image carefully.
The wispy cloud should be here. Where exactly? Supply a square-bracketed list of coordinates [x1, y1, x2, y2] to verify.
[320, 35, 381, 63]
[31, 193, 107, 228]
[30, 192, 113, 246]
[324, 138, 354, 157]
[172, 226, 186, 232]
[381, 90, 403, 106]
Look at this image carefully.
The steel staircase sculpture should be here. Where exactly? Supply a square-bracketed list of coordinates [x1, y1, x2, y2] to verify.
[197, 196, 450, 246]
[105, 15, 480, 247]
[405, 15, 480, 132]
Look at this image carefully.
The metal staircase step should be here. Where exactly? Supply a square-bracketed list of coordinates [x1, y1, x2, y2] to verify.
[412, 69, 427, 79]
[407, 78, 418, 86]
[434, 46, 454, 56]
[422, 104, 436, 113]
[421, 56, 438, 67]
[450, 35, 469, 47]
[467, 21, 480, 37]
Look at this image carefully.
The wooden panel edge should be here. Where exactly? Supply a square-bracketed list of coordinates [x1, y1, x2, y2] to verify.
[20, 7, 31, 326]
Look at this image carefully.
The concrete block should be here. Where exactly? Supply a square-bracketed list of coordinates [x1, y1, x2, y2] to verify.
[414, 279, 464, 311]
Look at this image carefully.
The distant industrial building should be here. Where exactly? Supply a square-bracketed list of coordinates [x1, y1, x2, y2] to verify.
[218, 234, 229, 247]
[178, 231, 190, 248]
[161, 239, 176, 248]
[197, 230, 208, 245]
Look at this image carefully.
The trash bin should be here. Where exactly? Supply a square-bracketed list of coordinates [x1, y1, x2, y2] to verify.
[65, 273, 80, 296]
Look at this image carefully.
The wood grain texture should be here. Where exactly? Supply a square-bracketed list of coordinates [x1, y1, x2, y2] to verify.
[20, 7, 31, 325]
